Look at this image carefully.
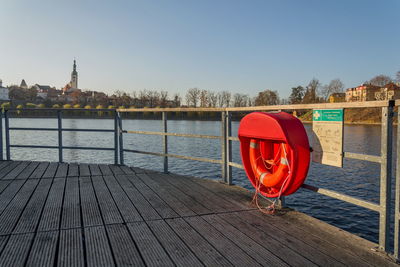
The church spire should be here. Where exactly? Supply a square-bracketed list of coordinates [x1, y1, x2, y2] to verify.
[70, 59, 78, 89]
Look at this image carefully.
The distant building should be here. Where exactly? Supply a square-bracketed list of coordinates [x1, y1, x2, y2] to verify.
[0, 79, 10, 101]
[374, 83, 400, 101]
[33, 84, 58, 99]
[20, 79, 28, 89]
[345, 84, 380, 102]
[329, 93, 346, 103]
[63, 59, 80, 95]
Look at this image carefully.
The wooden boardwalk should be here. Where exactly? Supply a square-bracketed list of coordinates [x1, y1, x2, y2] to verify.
[0, 160, 396, 266]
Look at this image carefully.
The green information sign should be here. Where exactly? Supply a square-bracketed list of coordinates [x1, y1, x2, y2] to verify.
[313, 109, 343, 122]
[312, 109, 344, 167]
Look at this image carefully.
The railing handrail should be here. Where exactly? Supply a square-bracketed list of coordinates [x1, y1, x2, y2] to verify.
[116, 100, 393, 113]
[5, 108, 116, 112]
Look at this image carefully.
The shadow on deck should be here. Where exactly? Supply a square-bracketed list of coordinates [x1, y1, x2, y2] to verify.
[0, 161, 396, 266]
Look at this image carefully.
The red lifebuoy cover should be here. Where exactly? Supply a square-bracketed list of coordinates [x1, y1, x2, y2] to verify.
[239, 112, 310, 198]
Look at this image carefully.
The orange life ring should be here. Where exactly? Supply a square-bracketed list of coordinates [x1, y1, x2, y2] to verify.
[249, 139, 289, 188]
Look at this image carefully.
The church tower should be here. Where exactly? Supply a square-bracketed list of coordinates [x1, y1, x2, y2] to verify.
[70, 59, 78, 89]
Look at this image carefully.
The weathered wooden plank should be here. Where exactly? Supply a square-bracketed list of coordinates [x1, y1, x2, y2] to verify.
[119, 165, 135, 175]
[127, 222, 174, 267]
[0, 180, 12, 194]
[91, 176, 123, 224]
[0, 161, 12, 171]
[0, 233, 34, 266]
[147, 220, 203, 266]
[38, 178, 66, 231]
[58, 228, 85, 267]
[235, 211, 345, 267]
[61, 177, 81, 229]
[85, 226, 115, 267]
[184, 216, 262, 266]
[130, 166, 146, 174]
[166, 218, 232, 266]
[0, 161, 23, 179]
[0, 180, 26, 214]
[136, 173, 196, 217]
[26, 231, 58, 267]
[166, 173, 241, 212]
[249, 210, 372, 267]
[99, 164, 113, 176]
[13, 178, 53, 234]
[16, 161, 40, 179]
[102, 175, 143, 222]
[29, 162, 50, 179]
[217, 212, 317, 266]
[146, 173, 211, 215]
[123, 174, 178, 219]
[79, 163, 90, 176]
[0, 235, 9, 255]
[67, 163, 79, 177]
[106, 224, 145, 266]
[2, 161, 30, 180]
[55, 163, 68, 178]
[79, 177, 103, 227]
[109, 164, 125, 175]
[0, 179, 39, 235]
[202, 214, 288, 267]
[42, 162, 58, 178]
[114, 175, 161, 221]
[89, 164, 102, 176]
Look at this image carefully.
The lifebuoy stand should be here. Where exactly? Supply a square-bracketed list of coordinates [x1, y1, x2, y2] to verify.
[239, 112, 310, 198]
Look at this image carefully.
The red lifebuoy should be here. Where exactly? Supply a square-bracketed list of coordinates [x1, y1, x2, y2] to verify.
[239, 112, 310, 198]
[249, 139, 289, 188]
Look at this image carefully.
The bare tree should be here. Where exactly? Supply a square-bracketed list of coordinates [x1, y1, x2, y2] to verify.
[369, 75, 392, 87]
[138, 89, 148, 107]
[172, 93, 181, 107]
[396, 71, 400, 83]
[147, 90, 160, 107]
[159, 91, 168, 107]
[303, 78, 321, 103]
[233, 93, 249, 107]
[185, 88, 200, 107]
[217, 91, 231, 107]
[207, 91, 218, 107]
[321, 79, 345, 100]
[289, 86, 305, 104]
[254, 90, 279, 106]
[199, 90, 208, 107]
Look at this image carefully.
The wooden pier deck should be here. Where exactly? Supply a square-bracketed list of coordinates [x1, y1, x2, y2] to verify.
[0, 160, 396, 266]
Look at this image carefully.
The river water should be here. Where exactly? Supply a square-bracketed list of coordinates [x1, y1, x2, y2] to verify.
[6, 117, 398, 247]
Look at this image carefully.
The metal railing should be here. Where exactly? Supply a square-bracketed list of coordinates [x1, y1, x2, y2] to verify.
[116, 100, 399, 257]
[0, 108, 120, 164]
[0, 101, 399, 259]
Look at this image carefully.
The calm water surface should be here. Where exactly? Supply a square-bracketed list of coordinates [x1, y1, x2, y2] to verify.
[7, 117, 398, 246]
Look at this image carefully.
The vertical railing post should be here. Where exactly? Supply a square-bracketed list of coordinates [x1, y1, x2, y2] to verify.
[221, 111, 227, 182]
[162, 112, 168, 173]
[226, 111, 233, 185]
[57, 110, 63, 163]
[0, 110, 3, 161]
[395, 107, 400, 260]
[4, 110, 10, 160]
[114, 110, 119, 165]
[118, 112, 124, 165]
[379, 101, 394, 252]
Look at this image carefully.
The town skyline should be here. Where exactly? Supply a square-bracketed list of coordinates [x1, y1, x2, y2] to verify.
[1, 0, 399, 98]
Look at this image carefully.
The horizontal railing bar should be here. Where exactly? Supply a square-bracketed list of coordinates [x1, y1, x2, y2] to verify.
[344, 152, 381, 163]
[116, 100, 391, 113]
[6, 108, 115, 112]
[228, 136, 240, 141]
[9, 127, 58, 131]
[229, 162, 244, 169]
[124, 130, 221, 139]
[9, 127, 114, 133]
[123, 149, 223, 164]
[9, 144, 114, 151]
[301, 184, 380, 212]
[62, 128, 115, 132]
[10, 144, 59, 149]
[62, 146, 115, 151]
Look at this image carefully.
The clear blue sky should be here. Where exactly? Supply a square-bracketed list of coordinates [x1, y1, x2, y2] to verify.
[1, 0, 399, 98]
